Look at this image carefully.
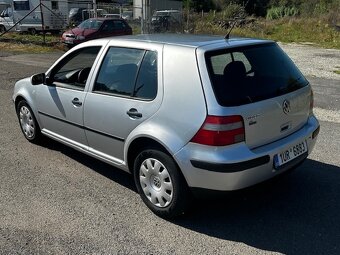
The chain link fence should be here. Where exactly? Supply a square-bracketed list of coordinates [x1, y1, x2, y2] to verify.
[0, 0, 185, 46]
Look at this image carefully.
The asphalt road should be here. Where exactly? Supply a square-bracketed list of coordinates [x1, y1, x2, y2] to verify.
[0, 47, 339, 255]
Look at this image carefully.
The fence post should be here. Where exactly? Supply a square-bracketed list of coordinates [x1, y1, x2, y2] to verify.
[93, 0, 97, 18]
[39, 0, 45, 44]
[141, 0, 144, 34]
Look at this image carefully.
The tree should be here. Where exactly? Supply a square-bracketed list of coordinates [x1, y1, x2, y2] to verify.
[183, 0, 214, 12]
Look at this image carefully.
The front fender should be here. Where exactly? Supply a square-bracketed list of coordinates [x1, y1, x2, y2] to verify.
[13, 77, 41, 126]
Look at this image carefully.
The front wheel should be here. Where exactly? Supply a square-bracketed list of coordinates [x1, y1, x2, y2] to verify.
[133, 149, 190, 219]
[16, 101, 41, 143]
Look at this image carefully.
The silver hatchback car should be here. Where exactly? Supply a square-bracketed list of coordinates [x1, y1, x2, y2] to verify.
[13, 34, 320, 218]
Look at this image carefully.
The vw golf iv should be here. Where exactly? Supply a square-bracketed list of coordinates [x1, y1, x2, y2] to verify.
[13, 34, 320, 218]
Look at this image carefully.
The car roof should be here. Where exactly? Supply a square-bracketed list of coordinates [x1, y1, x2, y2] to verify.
[106, 34, 274, 49]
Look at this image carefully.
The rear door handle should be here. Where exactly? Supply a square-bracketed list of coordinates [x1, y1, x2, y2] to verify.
[72, 97, 82, 106]
[127, 108, 142, 119]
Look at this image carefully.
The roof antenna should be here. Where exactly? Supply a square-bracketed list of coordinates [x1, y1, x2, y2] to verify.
[224, 19, 237, 40]
[225, 0, 249, 39]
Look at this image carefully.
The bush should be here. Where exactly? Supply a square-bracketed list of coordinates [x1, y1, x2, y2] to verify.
[266, 6, 299, 19]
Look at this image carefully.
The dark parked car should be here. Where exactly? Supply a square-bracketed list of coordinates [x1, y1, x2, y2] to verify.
[61, 18, 132, 47]
[68, 7, 89, 27]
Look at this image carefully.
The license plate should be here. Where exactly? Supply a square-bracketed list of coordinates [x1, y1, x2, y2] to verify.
[274, 140, 308, 168]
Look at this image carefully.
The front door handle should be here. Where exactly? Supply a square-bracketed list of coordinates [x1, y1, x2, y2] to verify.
[127, 108, 142, 119]
[72, 97, 82, 106]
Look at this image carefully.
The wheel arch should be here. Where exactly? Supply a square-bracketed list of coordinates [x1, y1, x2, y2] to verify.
[126, 136, 190, 187]
[14, 95, 27, 110]
[14, 93, 42, 129]
[127, 137, 169, 174]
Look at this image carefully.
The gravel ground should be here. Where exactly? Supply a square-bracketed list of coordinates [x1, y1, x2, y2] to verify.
[279, 43, 340, 81]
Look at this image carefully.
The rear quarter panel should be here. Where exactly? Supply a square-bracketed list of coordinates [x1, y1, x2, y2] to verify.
[125, 44, 207, 158]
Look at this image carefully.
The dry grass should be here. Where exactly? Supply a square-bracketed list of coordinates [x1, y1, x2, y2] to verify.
[0, 16, 339, 52]
[0, 42, 59, 53]
[191, 17, 340, 49]
[0, 32, 64, 53]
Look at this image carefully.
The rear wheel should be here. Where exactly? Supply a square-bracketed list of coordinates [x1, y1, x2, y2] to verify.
[16, 101, 41, 143]
[133, 149, 190, 219]
[0, 25, 6, 33]
[29, 28, 37, 35]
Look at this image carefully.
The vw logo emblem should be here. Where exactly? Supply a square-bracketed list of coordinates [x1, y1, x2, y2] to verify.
[282, 100, 291, 114]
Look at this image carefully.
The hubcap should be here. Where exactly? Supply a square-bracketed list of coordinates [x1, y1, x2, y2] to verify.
[139, 158, 173, 208]
[19, 106, 35, 139]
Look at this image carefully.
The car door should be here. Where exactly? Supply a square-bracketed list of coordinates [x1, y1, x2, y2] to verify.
[83, 45, 162, 163]
[98, 20, 115, 38]
[36, 46, 102, 147]
[98, 20, 129, 38]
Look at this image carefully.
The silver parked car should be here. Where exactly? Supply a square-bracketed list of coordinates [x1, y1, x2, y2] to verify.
[13, 34, 320, 218]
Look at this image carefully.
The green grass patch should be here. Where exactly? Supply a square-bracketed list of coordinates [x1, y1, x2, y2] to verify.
[333, 70, 340, 75]
[0, 42, 61, 53]
[0, 32, 65, 53]
[1, 32, 61, 44]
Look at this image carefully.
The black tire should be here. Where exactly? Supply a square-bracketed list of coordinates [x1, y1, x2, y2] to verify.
[16, 101, 42, 143]
[0, 25, 6, 33]
[133, 149, 190, 219]
[29, 28, 37, 35]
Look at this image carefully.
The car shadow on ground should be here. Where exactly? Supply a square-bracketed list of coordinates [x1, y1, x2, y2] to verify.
[40, 138, 340, 255]
[39, 138, 137, 192]
[174, 159, 340, 255]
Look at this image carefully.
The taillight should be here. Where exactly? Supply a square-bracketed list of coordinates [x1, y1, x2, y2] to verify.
[309, 89, 314, 116]
[191, 115, 245, 146]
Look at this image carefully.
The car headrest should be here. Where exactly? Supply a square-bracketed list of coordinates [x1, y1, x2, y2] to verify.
[223, 61, 246, 79]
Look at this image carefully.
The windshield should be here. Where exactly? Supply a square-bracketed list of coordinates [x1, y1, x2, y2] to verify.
[205, 42, 308, 106]
[78, 19, 103, 30]
[154, 11, 169, 17]
[69, 8, 79, 15]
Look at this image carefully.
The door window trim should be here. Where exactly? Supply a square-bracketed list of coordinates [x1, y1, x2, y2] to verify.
[91, 46, 158, 101]
[47, 46, 102, 91]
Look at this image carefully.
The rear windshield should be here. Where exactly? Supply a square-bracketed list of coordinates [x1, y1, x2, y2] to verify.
[205, 42, 308, 106]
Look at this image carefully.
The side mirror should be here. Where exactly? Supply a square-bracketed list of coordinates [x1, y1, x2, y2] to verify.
[31, 73, 46, 85]
[45, 76, 53, 85]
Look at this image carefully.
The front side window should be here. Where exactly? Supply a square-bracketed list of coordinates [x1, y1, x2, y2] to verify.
[51, 46, 101, 90]
[94, 47, 158, 100]
[205, 43, 308, 106]
[1, 8, 12, 17]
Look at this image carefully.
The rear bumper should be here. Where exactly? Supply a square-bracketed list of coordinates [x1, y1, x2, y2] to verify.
[174, 115, 319, 191]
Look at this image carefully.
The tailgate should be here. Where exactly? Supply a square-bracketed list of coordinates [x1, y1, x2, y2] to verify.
[241, 86, 311, 149]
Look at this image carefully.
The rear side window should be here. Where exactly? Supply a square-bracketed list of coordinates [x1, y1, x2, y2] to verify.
[205, 43, 308, 106]
[114, 20, 127, 29]
[134, 51, 158, 99]
[93, 47, 158, 100]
